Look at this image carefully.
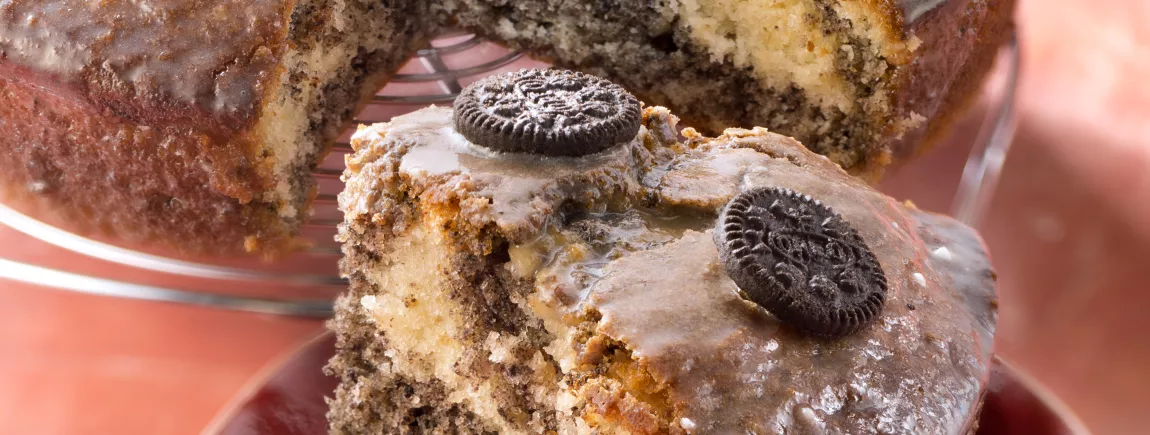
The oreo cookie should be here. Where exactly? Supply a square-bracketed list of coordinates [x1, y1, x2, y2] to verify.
[453, 69, 642, 157]
[714, 187, 887, 338]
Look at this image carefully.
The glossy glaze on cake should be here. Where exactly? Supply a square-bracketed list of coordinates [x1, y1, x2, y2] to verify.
[327, 105, 998, 433]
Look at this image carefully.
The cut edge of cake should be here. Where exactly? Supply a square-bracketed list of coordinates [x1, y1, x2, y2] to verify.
[249, 0, 429, 240]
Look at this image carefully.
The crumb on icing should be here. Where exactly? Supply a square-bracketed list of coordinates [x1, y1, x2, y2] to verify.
[912, 272, 927, 286]
[680, 417, 697, 430]
[931, 246, 953, 261]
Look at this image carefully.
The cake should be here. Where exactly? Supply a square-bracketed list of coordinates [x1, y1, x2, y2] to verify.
[327, 70, 998, 434]
[0, 1, 1012, 255]
[439, 0, 1016, 176]
[0, 0, 429, 254]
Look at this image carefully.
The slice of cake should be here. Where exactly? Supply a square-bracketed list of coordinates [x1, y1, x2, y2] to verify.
[327, 70, 998, 434]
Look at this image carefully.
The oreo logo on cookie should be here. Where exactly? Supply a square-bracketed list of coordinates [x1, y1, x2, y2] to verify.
[714, 187, 887, 338]
[453, 69, 642, 157]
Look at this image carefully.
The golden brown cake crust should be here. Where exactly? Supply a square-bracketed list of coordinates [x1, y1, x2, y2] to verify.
[0, 72, 281, 251]
[0, 0, 288, 251]
[886, 0, 1018, 169]
[0, 0, 425, 253]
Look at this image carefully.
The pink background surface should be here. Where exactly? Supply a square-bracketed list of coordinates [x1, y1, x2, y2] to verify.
[2, 0, 1149, 433]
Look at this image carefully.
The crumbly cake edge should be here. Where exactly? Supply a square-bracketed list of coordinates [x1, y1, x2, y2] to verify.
[245, 0, 429, 252]
[326, 108, 690, 434]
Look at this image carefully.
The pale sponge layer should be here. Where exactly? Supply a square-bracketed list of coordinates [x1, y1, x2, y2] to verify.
[676, 0, 856, 111]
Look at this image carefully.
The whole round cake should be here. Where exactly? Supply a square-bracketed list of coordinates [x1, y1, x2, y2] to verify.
[328, 70, 999, 434]
[0, 0, 1013, 254]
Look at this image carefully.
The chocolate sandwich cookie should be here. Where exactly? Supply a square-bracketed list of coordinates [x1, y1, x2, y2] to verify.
[714, 187, 888, 337]
[453, 69, 642, 157]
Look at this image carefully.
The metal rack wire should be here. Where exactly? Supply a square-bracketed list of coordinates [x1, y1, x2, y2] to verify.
[953, 33, 1021, 225]
[0, 33, 1018, 318]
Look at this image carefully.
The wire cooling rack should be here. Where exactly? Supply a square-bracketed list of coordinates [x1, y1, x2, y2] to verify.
[0, 33, 1018, 318]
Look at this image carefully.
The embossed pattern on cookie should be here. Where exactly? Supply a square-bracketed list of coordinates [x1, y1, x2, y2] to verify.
[453, 69, 642, 157]
[714, 187, 888, 337]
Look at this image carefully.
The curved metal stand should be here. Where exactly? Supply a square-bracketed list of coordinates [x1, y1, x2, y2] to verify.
[0, 258, 334, 318]
[953, 33, 1021, 226]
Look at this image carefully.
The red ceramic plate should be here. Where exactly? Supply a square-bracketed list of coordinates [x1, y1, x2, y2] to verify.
[205, 332, 1090, 435]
